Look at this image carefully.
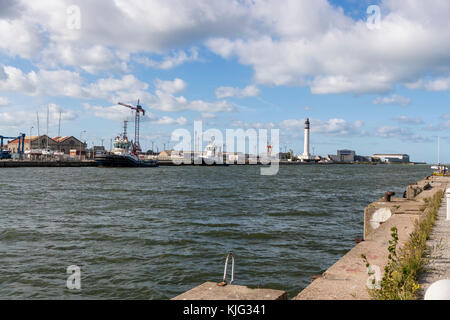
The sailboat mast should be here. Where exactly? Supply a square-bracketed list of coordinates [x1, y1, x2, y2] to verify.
[46, 106, 49, 150]
[36, 112, 40, 136]
[58, 111, 62, 152]
[58, 111, 61, 137]
[438, 136, 440, 165]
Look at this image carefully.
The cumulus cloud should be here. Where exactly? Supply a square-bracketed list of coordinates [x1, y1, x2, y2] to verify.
[0, 19, 42, 58]
[47, 103, 79, 121]
[376, 126, 431, 143]
[0, 96, 9, 106]
[406, 78, 450, 92]
[151, 116, 188, 126]
[134, 48, 199, 70]
[0, 0, 252, 71]
[392, 115, 423, 125]
[83, 103, 136, 121]
[83, 102, 188, 126]
[215, 85, 260, 99]
[0, 66, 153, 103]
[206, 0, 450, 94]
[152, 78, 233, 113]
[280, 118, 365, 136]
[155, 78, 187, 95]
[373, 94, 411, 107]
[0, 110, 35, 128]
[2, 0, 450, 95]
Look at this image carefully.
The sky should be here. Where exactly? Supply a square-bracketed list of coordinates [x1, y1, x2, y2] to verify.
[0, 0, 450, 162]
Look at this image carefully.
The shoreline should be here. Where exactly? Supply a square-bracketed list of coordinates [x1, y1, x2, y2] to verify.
[0, 160, 428, 168]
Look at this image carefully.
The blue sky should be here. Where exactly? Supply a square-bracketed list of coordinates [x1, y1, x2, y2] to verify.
[1, 0, 450, 163]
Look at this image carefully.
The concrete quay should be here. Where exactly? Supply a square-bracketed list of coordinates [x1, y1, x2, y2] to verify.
[0, 160, 98, 167]
[295, 175, 449, 300]
[172, 282, 287, 300]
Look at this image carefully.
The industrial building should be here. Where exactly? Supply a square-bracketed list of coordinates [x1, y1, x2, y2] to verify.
[337, 149, 355, 162]
[372, 154, 410, 163]
[327, 150, 373, 163]
[7, 135, 86, 155]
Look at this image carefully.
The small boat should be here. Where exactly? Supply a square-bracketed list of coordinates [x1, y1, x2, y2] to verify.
[431, 165, 448, 171]
[197, 138, 228, 166]
[95, 121, 158, 168]
[0, 148, 12, 159]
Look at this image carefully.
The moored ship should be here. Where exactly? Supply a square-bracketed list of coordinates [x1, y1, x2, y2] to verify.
[95, 120, 158, 168]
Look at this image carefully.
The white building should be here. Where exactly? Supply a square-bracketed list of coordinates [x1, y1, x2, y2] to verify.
[373, 154, 410, 163]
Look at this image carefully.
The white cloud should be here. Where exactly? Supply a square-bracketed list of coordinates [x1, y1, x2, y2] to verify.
[83, 102, 188, 126]
[280, 118, 365, 136]
[3, 0, 450, 95]
[406, 77, 450, 92]
[0, 97, 9, 106]
[155, 78, 187, 95]
[231, 120, 276, 129]
[376, 126, 431, 143]
[40, 43, 129, 74]
[135, 48, 199, 70]
[0, 110, 35, 128]
[1, 0, 252, 71]
[373, 94, 411, 107]
[0, 65, 154, 104]
[82, 103, 135, 121]
[151, 116, 188, 126]
[392, 115, 423, 125]
[152, 78, 233, 113]
[215, 85, 260, 99]
[0, 19, 42, 59]
[206, 0, 450, 94]
[47, 103, 79, 121]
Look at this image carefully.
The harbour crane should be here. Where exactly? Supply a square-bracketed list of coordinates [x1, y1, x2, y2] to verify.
[0, 133, 26, 159]
[118, 99, 145, 153]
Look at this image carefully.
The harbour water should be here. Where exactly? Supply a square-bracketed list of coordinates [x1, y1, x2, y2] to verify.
[0, 164, 432, 299]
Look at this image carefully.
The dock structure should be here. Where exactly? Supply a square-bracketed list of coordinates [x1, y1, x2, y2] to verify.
[172, 282, 287, 300]
[0, 160, 98, 167]
[294, 175, 450, 300]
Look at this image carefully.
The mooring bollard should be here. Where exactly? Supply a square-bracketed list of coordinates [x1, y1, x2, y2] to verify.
[384, 192, 395, 202]
[446, 188, 450, 221]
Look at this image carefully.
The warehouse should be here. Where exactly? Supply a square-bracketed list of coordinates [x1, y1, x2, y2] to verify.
[372, 154, 410, 163]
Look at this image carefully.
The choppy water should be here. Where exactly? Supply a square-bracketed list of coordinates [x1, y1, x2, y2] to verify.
[0, 164, 431, 299]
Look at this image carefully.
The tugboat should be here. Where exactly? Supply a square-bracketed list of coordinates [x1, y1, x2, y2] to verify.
[95, 120, 158, 167]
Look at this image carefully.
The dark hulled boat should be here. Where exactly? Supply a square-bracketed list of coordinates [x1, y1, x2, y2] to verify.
[95, 121, 158, 168]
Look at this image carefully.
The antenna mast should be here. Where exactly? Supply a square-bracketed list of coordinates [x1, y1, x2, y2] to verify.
[438, 136, 440, 165]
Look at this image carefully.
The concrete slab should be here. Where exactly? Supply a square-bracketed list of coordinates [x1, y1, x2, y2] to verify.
[172, 282, 288, 300]
[294, 214, 423, 300]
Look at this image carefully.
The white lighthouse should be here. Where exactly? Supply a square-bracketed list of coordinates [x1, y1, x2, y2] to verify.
[302, 118, 311, 159]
